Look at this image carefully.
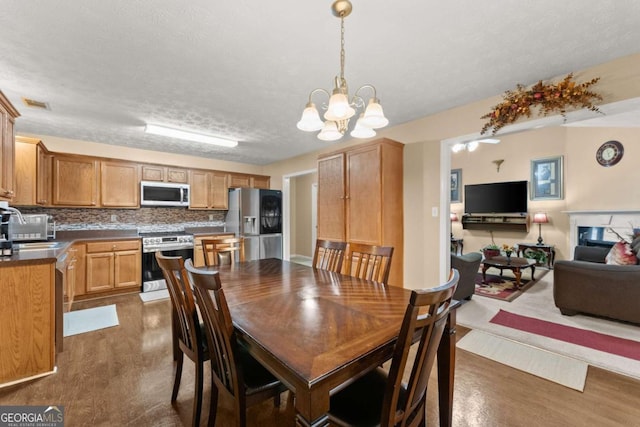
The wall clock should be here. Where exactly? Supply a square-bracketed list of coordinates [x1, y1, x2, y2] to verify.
[596, 140, 624, 167]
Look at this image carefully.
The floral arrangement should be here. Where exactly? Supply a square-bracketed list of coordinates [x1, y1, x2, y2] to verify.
[501, 244, 515, 254]
[480, 73, 602, 135]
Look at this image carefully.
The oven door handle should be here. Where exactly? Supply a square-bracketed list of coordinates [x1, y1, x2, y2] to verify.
[143, 244, 194, 253]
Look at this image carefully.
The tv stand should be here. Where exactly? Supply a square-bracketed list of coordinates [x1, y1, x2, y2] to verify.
[461, 214, 529, 232]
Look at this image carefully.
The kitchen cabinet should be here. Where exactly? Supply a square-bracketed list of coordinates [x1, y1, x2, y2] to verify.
[229, 173, 270, 189]
[189, 170, 230, 210]
[52, 154, 99, 206]
[317, 138, 404, 286]
[142, 165, 188, 183]
[1, 260, 55, 385]
[37, 143, 52, 205]
[85, 239, 141, 294]
[193, 233, 235, 267]
[101, 160, 140, 207]
[61, 246, 78, 312]
[13, 136, 39, 206]
[0, 91, 20, 201]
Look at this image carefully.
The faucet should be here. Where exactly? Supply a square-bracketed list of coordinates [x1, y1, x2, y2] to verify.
[0, 201, 26, 224]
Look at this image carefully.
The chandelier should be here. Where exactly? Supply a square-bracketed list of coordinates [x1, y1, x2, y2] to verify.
[296, 0, 389, 141]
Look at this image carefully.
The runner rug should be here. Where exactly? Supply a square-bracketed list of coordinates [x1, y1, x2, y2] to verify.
[490, 309, 640, 361]
[457, 329, 588, 391]
[474, 270, 547, 302]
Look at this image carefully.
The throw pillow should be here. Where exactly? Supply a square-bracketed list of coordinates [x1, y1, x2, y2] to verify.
[631, 236, 640, 255]
[605, 241, 638, 265]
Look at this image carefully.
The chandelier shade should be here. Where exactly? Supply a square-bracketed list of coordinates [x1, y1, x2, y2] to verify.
[297, 0, 388, 141]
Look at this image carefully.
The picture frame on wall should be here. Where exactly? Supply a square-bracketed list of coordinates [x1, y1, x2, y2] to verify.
[451, 169, 462, 202]
[531, 156, 563, 200]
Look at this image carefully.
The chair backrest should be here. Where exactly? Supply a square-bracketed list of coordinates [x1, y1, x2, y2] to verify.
[345, 243, 394, 284]
[381, 269, 459, 427]
[184, 259, 243, 402]
[155, 253, 204, 356]
[312, 239, 347, 273]
[202, 237, 245, 266]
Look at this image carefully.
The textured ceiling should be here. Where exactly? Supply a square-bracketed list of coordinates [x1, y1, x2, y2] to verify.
[1, 1, 640, 165]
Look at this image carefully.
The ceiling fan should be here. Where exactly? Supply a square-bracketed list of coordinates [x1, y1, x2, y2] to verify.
[451, 138, 500, 153]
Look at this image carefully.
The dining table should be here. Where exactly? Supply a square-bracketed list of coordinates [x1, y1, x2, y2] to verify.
[210, 258, 458, 427]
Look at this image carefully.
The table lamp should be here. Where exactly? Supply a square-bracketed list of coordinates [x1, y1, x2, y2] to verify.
[450, 212, 459, 239]
[532, 212, 549, 245]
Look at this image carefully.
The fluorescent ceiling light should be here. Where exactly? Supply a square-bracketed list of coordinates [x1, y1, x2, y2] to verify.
[145, 124, 238, 148]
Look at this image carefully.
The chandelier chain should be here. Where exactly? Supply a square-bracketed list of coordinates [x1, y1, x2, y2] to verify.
[340, 16, 346, 84]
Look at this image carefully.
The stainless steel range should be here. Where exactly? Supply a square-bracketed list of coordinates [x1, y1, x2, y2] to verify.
[140, 231, 194, 292]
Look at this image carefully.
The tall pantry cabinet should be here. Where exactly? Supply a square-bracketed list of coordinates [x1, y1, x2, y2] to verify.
[317, 138, 404, 286]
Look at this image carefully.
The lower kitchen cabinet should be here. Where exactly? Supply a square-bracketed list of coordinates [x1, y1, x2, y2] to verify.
[85, 239, 141, 294]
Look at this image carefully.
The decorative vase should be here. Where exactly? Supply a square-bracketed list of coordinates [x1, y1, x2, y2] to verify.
[506, 251, 512, 262]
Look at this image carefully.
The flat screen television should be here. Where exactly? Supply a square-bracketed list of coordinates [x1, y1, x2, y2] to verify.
[464, 181, 528, 214]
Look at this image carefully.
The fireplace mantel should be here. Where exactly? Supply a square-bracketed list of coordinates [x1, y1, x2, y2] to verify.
[565, 210, 640, 252]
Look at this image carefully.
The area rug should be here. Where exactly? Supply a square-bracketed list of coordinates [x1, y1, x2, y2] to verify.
[457, 273, 640, 380]
[457, 329, 588, 391]
[63, 304, 119, 337]
[490, 309, 640, 361]
[474, 269, 547, 302]
[139, 289, 170, 303]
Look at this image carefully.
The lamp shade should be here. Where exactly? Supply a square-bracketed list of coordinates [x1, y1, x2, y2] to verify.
[350, 115, 376, 139]
[296, 103, 324, 131]
[317, 121, 342, 141]
[360, 98, 389, 129]
[324, 92, 356, 121]
[532, 212, 549, 224]
[450, 212, 459, 222]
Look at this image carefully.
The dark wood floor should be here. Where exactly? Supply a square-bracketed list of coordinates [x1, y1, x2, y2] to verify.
[1, 292, 639, 426]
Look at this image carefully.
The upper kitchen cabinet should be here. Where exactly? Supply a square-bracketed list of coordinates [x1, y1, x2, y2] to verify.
[13, 136, 38, 206]
[189, 169, 229, 210]
[141, 165, 188, 183]
[13, 137, 52, 207]
[101, 160, 140, 207]
[52, 154, 99, 206]
[0, 91, 20, 201]
[317, 138, 404, 286]
[229, 173, 270, 189]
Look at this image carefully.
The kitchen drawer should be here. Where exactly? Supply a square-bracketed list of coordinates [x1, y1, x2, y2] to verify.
[86, 239, 140, 253]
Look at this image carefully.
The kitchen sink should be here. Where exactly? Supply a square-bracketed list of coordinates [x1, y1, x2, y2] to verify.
[14, 241, 64, 251]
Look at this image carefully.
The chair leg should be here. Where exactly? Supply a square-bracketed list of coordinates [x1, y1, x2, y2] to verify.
[274, 391, 281, 407]
[172, 352, 184, 403]
[192, 360, 204, 427]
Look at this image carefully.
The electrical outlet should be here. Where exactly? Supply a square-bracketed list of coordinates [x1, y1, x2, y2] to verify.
[431, 207, 438, 217]
[110, 214, 117, 222]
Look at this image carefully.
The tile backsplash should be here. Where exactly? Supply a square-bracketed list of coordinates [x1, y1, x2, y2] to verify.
[19, 207, 226, 231]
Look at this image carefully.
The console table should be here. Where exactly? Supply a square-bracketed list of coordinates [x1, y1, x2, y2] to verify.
[516, 243, 555, 268]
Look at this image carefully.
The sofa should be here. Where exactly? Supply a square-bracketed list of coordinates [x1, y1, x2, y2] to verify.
[451, 252, 483, 300]
[553, 244, 640, 324]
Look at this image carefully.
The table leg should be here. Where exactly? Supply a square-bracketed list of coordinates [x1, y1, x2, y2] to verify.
[438, 307, 457, 427]
[513, 268, 522, 288]
[481, 265, 488, 284]
[531, 265, 536, 281]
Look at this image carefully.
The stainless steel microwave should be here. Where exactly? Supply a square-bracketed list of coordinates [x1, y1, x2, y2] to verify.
[140, 181, 190, 207]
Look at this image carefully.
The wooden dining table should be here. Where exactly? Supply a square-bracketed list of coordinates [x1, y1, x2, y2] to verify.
[210, 258, 458, 427]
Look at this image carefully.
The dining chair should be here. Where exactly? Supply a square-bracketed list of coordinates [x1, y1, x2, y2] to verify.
[327, 268, 459, 427]
[202, 237, 245, 266]
[184, 259, 288, 427]
[155, 253, 209, 427]
[312, 239, 348, 273]
[345, 242, 394, 285]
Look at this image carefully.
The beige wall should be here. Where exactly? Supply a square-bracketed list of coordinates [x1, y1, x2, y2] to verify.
[23, 133, 265, 175]
[290, 173, 316, 258]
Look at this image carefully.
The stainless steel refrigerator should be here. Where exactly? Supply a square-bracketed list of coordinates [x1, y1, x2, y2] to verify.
[226, 188, 282, 261]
